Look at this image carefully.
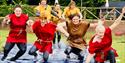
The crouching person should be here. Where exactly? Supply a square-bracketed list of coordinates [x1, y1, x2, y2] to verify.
[28, 16, 56, 63]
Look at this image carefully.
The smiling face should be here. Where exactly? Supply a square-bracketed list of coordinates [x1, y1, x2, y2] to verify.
[14, 7, 22, 17]
[95, 25, 105, 39]
[72, 15, 80, 25]
[41, 0, 47, 6]
[70, 4, 75, 9]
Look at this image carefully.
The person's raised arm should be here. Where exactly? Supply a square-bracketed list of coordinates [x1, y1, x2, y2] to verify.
[1, 15, 10, 28]
[26, 19, 34, 32]
[56, 22, 69, 37]
[110, 7, 125, 30]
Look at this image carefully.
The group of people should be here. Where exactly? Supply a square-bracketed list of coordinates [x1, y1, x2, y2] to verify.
[1, 0, 125, 63]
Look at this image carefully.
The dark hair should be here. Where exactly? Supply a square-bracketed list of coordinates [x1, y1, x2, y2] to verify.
[40, 0, 47, 2]
[14, 5, 22, 10]
[68, 14, 80, 20]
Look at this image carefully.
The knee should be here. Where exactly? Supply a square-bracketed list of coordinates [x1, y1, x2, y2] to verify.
[109, 50, 115, 55]
[4, 46, 9, 51]
[20, 47, 26, 53]
[28, 50, 35, 55]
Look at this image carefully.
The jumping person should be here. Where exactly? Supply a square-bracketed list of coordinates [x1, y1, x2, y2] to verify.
[28, 16, 57, 63]
[34, 0, 52, 21]
[51, 3, 62, 49]
[62, 1, 82, 21]
[85, 7, 125, 63]
[57, 14, 98, 63]
[1, 5, 33, 61]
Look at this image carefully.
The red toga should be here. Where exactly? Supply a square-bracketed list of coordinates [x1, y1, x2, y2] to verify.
[6, 14, 28, 43]
[88, 27, 118, 62]
[32, 20, 56, 53]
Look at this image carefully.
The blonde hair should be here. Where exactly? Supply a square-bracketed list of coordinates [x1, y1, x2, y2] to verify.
[95, 20, 105, 32]
[68, 1, 76, 8]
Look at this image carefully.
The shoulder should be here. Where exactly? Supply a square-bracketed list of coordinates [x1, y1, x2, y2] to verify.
[64, 7, 69, 10]
[105, 27, 111, 33]
[48, 21, 56, 26]
[9, 14, 15, 18]
[81, 21, 90, 25]
[81, 21, 90, 27]
[21, 14, 28, 17]
[33, 20, 40, 26]
[47, 5, 52, 9]
[20, 14, 29, 20]
[75, 7, 80, 10]
[34, 6, 40, 10]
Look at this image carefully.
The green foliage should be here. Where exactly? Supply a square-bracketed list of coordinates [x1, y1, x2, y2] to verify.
[0, 0, 105, 18]
[0, 5, 35, 17]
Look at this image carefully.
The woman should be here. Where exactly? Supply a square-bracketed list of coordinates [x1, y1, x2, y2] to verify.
[52, 3, 62, 49]
[57, 14, 98, 62]
[62, 1, 82, 21]
[1, 5, 32, 61]
[85, 7, 125, 63]
[28, 16, 57, 63]
[34, 0, 52, 20]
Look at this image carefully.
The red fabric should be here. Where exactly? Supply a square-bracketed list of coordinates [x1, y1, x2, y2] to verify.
[33, 20, 56, 53]
[34, 41, 52, 53]
[6, 14, 28, 43]
[88, 27, 118, 62]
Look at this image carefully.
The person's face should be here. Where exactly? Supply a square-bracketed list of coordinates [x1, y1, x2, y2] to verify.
[72, 16, 80, 25]
[55, 5, 60, 10]
[96, 28, 105, 39]
[41, 0, 47, 5]
[14, 7, 22, 17]
[70, 4, 75, 9]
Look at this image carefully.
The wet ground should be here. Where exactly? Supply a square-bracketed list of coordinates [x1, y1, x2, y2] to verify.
[0, 41, 90, 63]
[0, 41, 111, 63]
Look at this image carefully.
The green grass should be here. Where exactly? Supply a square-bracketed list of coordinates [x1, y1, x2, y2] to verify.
[0, 29, 125, 63]
[0, 29, 37, 51]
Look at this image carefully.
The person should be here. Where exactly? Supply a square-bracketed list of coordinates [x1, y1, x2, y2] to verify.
[62, 1, 82, 21]
[28, 16, 57, 63]
[51, 3, 62, 49]
[1, 5, 33, 61]
[57, 14, 98, 62]
[85, 7, 125, 63]
[34, 0, 52, 21]
[34, 0, 61, 21]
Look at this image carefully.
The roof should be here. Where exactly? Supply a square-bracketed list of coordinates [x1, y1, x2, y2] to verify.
[102, 1, 125, 7]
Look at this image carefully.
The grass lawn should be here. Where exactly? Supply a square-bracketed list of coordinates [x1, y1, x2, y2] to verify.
[0, 29, 125, 63]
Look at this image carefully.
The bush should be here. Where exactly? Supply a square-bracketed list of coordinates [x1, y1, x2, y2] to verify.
[0, 5, 35, 17]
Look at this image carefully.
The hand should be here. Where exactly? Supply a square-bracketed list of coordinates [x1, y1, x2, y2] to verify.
[27, 20, 34, 26]
[59, 17, 66, 22]
[5, 15, 10, 20]
[2, 15, 10, 27]
[92, 35, 102, 43]
[122, 7, 125, 14]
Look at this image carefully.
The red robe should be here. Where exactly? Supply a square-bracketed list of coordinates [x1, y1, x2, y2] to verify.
[6, 14, 28, 43]
[88, 27, 118, 62]
[32, 20, 56, 53]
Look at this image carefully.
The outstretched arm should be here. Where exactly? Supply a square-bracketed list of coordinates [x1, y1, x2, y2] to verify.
[110, 7, 125, 30]
[1, 15, 10, 28]
[56, 22, 69, 37]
